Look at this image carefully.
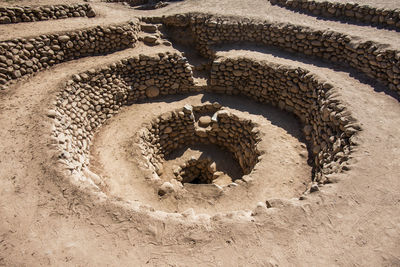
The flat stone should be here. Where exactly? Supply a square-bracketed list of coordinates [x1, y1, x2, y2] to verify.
[296, 33, 306, 39]
[233, 69, 243, 76]
[164, 126, 172, 134]
[52, 45, 61, 51]
[213, 174, 233, 187]
[162, 41, 172, 46]
[140, 24, 158, 33]
[143, 35, 158, 44]
[25, 43, 34, 50]
[0, 16, 11, 24]
[58, 35, 70, 43]
[198, 116, 211, 127]
[47, 109, 57, 118]
[195, 128, 208, 137]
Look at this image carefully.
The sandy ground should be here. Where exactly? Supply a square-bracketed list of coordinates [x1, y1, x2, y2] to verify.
[0, 0, 399, 266]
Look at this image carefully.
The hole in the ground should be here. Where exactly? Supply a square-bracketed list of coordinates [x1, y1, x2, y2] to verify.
[176, 158, 215, 184]
[167, 143, 244, 186]
[138, 103, 260, 189]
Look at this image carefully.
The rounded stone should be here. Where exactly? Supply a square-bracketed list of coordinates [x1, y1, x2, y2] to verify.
[145, 86, 159, 98]
[143, 35, 158, 44]
[164, 126, 172, 134]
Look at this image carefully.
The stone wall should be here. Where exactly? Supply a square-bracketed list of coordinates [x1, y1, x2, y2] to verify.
[144, 13, 400, 95]
[209, 56, 360, 183]
[0, 3, 96, 24]
[0, 21, 139, 89]
[269, 0, 400, 31]
[138, 104, 260, 179]
[175, 158, 215, 184]
[51, 52, 194, 187]
[105, 0, 148, 6]
[50, 44, 360, 190]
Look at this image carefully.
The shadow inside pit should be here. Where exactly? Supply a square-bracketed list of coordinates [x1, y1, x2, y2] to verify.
[132, 0, 183, 10]
[165, 143, 244, 181]
[201, 93, 305, 142]
[138, 92, 305, 143]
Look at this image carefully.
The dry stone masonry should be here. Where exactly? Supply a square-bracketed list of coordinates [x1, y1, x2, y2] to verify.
[144, 13, 400, 95]
[0, 3, 96, 24]
[50, 51, 361, 197]
[138, 103, 261, 185]
[209, 56, 360, 183]
[51, 52, 194, 188]
[269, 0, 400, 31]
[0, 21, 139, 89]
[174, 158, 216, 184]
[39, 13, 363, 205]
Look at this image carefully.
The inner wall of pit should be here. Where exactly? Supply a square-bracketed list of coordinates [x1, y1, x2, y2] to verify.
[138, 103, 260, 182]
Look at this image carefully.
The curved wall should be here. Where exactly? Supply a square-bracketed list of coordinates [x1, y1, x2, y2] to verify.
[144, 13, 400, 96]
[0, 21, 139, 89]
[0, 3, 96, 24]
[52, 51, 359, 190]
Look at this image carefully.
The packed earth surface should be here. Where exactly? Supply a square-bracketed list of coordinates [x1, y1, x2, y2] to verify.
[0, 0, 399, 266]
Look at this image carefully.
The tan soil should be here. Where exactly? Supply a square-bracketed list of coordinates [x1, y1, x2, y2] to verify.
[0, 0, 400, 266]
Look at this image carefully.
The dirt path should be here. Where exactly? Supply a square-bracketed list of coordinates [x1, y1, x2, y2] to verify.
[0, 2, 136, 41]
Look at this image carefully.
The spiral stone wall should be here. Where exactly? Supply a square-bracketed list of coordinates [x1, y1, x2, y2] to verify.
[209, 56, 360, 183]
[0, 3, 96, 24]
[51, 52, 194, 187]
[269, 0, 400, 30]
[0, 21, 139, 89]
[51, 51, 359, 190]
[144, 13, 400, 95]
